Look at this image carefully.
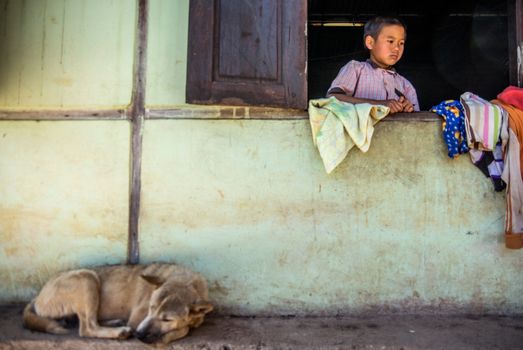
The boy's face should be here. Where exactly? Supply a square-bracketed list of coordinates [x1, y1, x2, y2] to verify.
[365, 24, 405, 69]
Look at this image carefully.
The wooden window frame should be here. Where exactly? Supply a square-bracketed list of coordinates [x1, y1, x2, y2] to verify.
[186, 0, 307, 109]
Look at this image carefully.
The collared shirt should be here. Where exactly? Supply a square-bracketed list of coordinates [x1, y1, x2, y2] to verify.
[327, 59, 420, 111]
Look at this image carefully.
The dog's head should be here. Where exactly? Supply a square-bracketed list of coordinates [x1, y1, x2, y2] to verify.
[135, 274, 213, 344]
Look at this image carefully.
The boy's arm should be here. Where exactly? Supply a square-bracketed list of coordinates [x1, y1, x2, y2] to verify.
[327, 91, 376, 105]
[327, 91, 407, 114]
[403, 84, 420, 111]
[327, 87, 380, 105]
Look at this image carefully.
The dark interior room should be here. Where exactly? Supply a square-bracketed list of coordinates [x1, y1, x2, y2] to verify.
[308, 0, 509, 111]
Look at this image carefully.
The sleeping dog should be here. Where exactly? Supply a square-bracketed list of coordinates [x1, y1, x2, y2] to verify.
[23, 263, 213, 344]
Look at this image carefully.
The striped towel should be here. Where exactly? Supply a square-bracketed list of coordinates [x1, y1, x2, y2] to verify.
[309, 97, 389, 173]
[460, 92, 504, 151]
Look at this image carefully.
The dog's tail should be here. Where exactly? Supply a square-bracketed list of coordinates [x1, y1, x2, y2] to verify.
[23, 300, 69, 334]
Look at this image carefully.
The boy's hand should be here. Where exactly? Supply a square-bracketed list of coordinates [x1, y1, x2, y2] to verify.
[386, 97, 414, 114]
[384, 99, 405, 114]
[399, 96, 414, 112]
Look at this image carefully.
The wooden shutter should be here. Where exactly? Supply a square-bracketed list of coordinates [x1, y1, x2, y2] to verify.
[186, 0, 307, 109]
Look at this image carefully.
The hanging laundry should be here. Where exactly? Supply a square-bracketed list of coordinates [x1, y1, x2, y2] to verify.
[430, 100, 469, 158]
[461, 93, 508, 192]
[432, 96, 508, 192]
[308, 97, 389, 174]
[492, 99, 523, 249]
[497, 86, 523, 110]
[469, 146, 505, 192]
[460, 92, 504, 151]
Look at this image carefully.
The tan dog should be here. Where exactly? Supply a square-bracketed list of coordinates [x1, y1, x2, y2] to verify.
[23, 263, 213, 344]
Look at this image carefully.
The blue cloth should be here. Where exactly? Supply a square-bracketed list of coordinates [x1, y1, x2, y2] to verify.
[431, 100, 469, 158]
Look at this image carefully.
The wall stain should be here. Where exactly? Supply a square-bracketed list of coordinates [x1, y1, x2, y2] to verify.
[210, 281, 230, 296]
[59, 2, 65, 65]
[277, 251, 288, 267]
[53, 77, 73, 86]
[40, 0, 46, 72]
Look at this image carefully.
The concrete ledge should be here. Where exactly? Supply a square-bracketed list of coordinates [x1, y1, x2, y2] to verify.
[1, 304, 522, 350]
[147, 106, 438, 121]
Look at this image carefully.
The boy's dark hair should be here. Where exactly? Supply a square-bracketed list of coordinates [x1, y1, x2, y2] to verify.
[363, 16, 406, 43]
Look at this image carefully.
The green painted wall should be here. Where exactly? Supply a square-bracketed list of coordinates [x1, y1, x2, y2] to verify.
[139, 119, 521, 315]
[0, 0, 135, 109]
[0, 0, 521, 315]
[0, 120, 130, 300]
[146, 0, 189, 106]
[2, 117, 519, 314]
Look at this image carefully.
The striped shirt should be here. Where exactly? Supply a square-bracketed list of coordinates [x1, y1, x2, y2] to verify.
[327, 59, 420, 111]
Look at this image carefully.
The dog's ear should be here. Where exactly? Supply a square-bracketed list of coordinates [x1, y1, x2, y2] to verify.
[141, 273, 166, 287]
[190, 301, 213, 314]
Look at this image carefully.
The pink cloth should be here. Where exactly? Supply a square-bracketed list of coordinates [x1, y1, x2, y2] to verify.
[327, 59, 420, 111]
[497, 86, 523, 110]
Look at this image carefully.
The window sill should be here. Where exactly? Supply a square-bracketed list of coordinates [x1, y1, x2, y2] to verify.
[147, 105, 438, 121]
[0, 109, 128, 120]
[0, 106, 439, 122]
[147, 105, 307, 120]
[381, 111, 438, 122]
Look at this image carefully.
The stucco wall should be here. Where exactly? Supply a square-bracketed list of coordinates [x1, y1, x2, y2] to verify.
[0, 0, 188, 109]
[1, 117, 520, 314]
[0, 0, 136, 109]
[0, 0, 521, 315]
[0, 121, 130, 300]
[137, 118, 521, 315]
[146, 0, 189, 106]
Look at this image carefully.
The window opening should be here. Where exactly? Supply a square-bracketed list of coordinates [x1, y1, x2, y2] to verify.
[308, 0, 510, 111]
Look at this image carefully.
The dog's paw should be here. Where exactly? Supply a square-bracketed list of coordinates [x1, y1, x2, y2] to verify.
[116, 326, 133, 340]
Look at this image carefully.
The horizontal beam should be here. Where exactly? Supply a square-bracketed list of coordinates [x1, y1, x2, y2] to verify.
[0, 109, 128, 120]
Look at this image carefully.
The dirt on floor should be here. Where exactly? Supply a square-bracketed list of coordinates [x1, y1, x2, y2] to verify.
[0, 304, 522, 350]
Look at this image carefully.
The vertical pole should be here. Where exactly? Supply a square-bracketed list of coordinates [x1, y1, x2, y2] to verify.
[128, 0, 148, 264]
[508, 0, 523, 87]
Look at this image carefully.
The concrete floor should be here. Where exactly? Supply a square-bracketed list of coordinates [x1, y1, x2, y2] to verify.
[1, 304, 522, 350]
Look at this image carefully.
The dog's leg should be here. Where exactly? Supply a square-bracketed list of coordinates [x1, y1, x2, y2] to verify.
[78, 308, 132, 340]
[72, 271, 132, 340]
[127, 305, 148, 329]
[100, 319, 126, 327]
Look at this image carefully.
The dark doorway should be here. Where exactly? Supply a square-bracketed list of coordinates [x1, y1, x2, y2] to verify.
[308, 0, 509, 111]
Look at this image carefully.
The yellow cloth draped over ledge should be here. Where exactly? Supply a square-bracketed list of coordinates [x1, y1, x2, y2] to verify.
[308, 97, 390, 173]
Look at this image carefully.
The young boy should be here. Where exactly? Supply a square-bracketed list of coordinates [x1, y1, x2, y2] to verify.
[327, 17, 419, 113]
